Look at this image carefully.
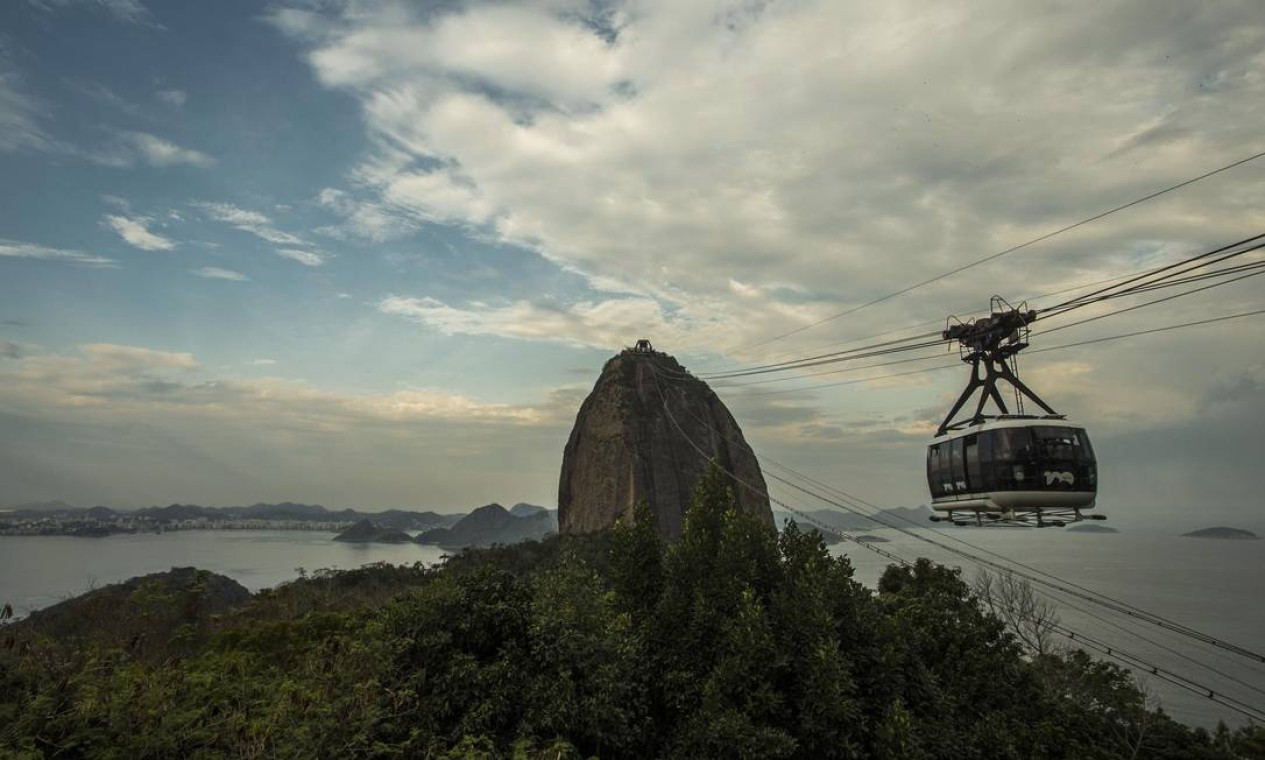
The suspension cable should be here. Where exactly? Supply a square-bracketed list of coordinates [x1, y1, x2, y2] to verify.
[723, 306, 1265, 398]
[1037, 233, 1265, 318]
[651, 357, 1265, 665]
[734, 151, 1265, 354]
[702, 232, 1264, 383]
[708, 269, 1155, 372]
[643, 359, 1265, 720]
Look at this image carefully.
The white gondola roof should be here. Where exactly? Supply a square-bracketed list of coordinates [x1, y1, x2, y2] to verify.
[931, 416, 1084, 442]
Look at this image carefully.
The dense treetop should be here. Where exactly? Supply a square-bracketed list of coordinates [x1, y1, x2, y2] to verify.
[2, 465, 1261, 758]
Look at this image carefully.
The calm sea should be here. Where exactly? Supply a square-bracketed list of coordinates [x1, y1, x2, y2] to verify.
[2, 526, 1262, 729]
[836, 525, 1265, 730]
[0, 530, 448, 612]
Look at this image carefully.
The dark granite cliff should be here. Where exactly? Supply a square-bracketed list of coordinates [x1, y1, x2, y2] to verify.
[558, 346, 773, 540]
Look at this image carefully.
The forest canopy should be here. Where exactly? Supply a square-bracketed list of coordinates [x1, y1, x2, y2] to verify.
[2, 465, 1261, 759]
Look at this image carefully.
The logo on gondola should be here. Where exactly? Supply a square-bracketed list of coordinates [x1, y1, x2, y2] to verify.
[1044, 471, 1075, 486]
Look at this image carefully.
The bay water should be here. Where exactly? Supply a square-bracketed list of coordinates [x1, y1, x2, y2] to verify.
[836, 524, 1265, 730]
[3, 525, 1261, 729]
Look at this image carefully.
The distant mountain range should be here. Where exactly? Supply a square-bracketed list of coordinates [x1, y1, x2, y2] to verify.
[416, 503, 557, 548]
[4, 500, 923, 534]
[5, 500, 81, 513]
[328, 503, 557, 548]
[131, 503, 466, 530]
[1, 501, 488, 530]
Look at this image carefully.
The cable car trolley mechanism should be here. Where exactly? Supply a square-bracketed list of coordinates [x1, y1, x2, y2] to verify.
[927, 297, 1102, 527]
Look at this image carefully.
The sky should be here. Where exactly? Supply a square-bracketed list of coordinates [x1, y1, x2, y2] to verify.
[0, 0, 1262, 523]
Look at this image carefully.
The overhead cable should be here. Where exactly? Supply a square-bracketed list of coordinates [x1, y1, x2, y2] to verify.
[644, 360, 1265, 719]
[713, 304, 1265, 397]
[735, 150, 1265, 354]
[710, 269, 1152, 372]
[1038, 233, 1265, 318]
[654, 358, 1265, 665]
[709, 233, 1264, 381]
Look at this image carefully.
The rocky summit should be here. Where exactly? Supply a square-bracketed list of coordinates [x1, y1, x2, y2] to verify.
[558, 344, 773, 540]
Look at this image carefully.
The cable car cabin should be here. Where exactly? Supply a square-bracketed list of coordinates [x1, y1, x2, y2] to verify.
[926, 418, 1097, 524]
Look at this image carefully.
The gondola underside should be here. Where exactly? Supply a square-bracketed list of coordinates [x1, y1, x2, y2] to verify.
[930, 490, 1101, 527]
[926, 420, 1101, 527]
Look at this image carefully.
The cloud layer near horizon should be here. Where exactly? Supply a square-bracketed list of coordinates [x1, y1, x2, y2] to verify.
[0, 342, 587, 508]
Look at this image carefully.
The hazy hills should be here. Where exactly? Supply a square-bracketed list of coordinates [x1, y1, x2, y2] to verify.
[415, 503, 558, 548]
[9, 500, 1259, 542]
[2, 501, 471, 530]
[2, 498, 560, 546]
[133, 502, 467, 530]
[6, 500, 81, 512]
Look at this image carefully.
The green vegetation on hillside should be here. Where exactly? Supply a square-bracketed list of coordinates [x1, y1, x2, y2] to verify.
[2, 466, 1262, 758]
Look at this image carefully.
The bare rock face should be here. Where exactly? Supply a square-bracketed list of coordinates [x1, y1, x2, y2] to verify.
[558, 347, 773, 540]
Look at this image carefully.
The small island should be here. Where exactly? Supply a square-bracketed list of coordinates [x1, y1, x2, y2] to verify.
[332, 520, 414, 543]
[1181, 527, 1259, 540]
[1066, 524, 1119, 534]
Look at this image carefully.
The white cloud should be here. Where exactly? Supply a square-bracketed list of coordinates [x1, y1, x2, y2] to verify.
[0, 238, 116, 267]
[123, 131, 214, 168]
[0, 342, 584, 507]
[316, 186, 414, 241]
[376, 162, 496, 226]
[103, 214, 176, 251]
[0, 66, 54, 153]
[317, 187, 348, 211]
[155, 89, 187, 107]
[191, 266, 249, 281]
[196, 202, 269, 227]
[1, 73, 202, 166]
[247, 226, 304, 245]
[26, 0, 160, 26]
[80, 342, 198, 372]
[69, 80, 142, 115]
[194, 201, 308, 246]
[275, 0, 1265, 363]
[1, 343, 198, 400]
[378, 294, 712, 350]
[0, 343, 569, 427]
[276, 248, 326, 267]
[87, 132, 215, 168]
[292, 3, 623, 105]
